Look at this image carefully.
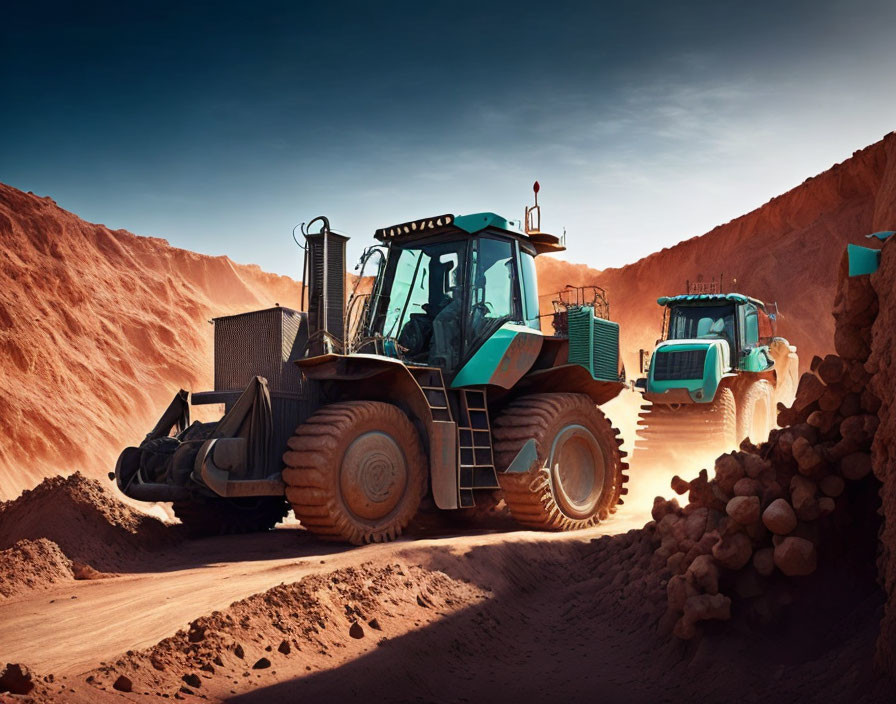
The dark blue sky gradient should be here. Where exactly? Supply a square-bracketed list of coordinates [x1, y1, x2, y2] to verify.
[2, 1, 895, 276]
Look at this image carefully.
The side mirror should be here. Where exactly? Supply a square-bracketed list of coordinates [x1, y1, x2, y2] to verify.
[639, 349, 651, 374]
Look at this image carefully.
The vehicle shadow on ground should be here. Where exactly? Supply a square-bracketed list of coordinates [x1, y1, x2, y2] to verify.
[223, 535, 668, 704]
[131, 518, 524, 576]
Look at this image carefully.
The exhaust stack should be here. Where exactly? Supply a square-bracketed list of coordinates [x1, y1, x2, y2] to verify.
[301, 217, 349, 355]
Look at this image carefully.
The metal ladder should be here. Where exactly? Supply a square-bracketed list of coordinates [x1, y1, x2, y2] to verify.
[408, 368, 499, 509]
[456, 388, 500, 507]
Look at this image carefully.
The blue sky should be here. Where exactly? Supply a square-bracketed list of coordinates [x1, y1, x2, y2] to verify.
[2, 1, 895, 277]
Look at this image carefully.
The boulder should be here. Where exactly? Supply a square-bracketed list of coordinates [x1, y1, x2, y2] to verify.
[741, 454, 771, 479]
[683, 593, 732, 625]
[816, 354, 845, 384]
[792, 437, 824, 475]
[711, 532, 753, 570]
[793, 373, 826, 411]
[726, 496, 760, 525]
[112, 675, 132, 693]
[713, 454, 744, 494]
[840, 415, 879, 447]
[733, 477, 761, 497]
[670, 475, 690, 495]
[651, 497, 680, 522]
[762, 498, 798, 535]
[774, 537, 817, 576]
[818, 385, 846, 412]
[0, 663, 34, 695]
[685, 554, 719, 595]
[790, 476, 820, 521]
[667, 574, 697, 612]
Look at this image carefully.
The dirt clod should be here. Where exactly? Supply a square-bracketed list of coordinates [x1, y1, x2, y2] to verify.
[112, 674, 132, 692]
[0, 663, 34, 695]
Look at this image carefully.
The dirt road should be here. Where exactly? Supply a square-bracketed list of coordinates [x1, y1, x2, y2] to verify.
[0, 513, 646, 677]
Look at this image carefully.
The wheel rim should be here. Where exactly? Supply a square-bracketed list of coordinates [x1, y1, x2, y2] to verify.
[340, 431, 408, 521]
[548, 424, 606, 520]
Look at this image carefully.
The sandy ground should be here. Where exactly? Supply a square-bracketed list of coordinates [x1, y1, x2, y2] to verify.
[0, 515, 645, 676]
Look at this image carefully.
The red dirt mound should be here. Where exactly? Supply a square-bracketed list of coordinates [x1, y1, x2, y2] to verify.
[77, 561, 487, 701]
[0, 538, 73, 599]
[0, 472, 177, 573]
[537, 132, 896, 374]
[0, 184, 300, 500]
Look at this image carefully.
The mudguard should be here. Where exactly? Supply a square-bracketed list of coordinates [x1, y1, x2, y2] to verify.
[298, 353, 460, 510]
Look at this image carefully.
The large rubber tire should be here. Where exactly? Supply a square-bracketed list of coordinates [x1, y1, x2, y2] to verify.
[737, 380, 774, 444]
[493, 393, 628, 531]
[172, 496, 290, 537]
[633, 386, 737, 465]
[282, 401, 427, 545]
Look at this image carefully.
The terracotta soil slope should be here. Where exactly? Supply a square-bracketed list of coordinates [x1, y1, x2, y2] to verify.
[0, 184, 300, 499]
[537, 132, 896, 373]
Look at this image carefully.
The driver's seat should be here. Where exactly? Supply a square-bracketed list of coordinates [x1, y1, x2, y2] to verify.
[429, 291, 462, 369]
[696, 317, 714, 337]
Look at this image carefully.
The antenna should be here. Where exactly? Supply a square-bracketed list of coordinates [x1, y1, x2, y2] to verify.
[525, 181, 541, 235]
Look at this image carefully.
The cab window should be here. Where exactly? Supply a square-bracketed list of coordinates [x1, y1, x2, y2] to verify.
[742, 303, 760, 348]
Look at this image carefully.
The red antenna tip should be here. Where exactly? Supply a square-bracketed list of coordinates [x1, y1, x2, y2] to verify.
[533, 181, 540, 194]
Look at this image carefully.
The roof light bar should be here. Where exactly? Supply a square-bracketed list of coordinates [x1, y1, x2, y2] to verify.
[374, 214, 455, 240]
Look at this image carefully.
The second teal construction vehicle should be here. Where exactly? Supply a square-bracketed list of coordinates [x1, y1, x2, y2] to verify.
[634, 284, 798, 463]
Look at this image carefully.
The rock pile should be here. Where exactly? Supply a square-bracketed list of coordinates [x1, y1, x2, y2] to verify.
[652, 250, 883, 639]
[868, 235, 896, 673]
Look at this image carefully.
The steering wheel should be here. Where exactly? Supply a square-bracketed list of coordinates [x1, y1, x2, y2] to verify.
[472, 301, 492, 316]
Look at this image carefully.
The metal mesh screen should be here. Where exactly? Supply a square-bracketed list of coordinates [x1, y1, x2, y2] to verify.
[305, 232, 347, 347]
[653, 349, 707, 381]
[592, 317, 620, 381]
[213, 307, 308, 396]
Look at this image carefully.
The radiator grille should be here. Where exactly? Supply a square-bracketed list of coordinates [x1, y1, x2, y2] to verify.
[592, 317, 620, 381]
[567, 306, 621, 381]
[653, 349, 707, 381]
[213, 307, 308, 396]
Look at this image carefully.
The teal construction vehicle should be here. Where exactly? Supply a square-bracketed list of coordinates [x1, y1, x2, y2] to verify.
[115, 185, 630, 544]
[634, 281, 798, 464]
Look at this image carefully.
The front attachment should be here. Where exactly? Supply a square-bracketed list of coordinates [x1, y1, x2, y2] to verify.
[115, 377, 285, 502]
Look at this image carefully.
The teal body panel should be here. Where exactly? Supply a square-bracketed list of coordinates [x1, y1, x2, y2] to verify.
[453, 212, 524, 236]
[848, 233, 894, 276]
[646, 341, 727, 403]
[451, 323, 543, 389]
[848, 244, 881, 276]
[740, 346, 774, 372]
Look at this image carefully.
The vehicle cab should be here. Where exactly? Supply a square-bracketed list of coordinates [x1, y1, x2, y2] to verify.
[351, 211, 566, 388]
[641, 293, 776, 403]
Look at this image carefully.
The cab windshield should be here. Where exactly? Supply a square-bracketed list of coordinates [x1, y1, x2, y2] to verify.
[369, 239, 467, 365]
[367, 233, 521, 371]
[667, 304, 736, 351]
